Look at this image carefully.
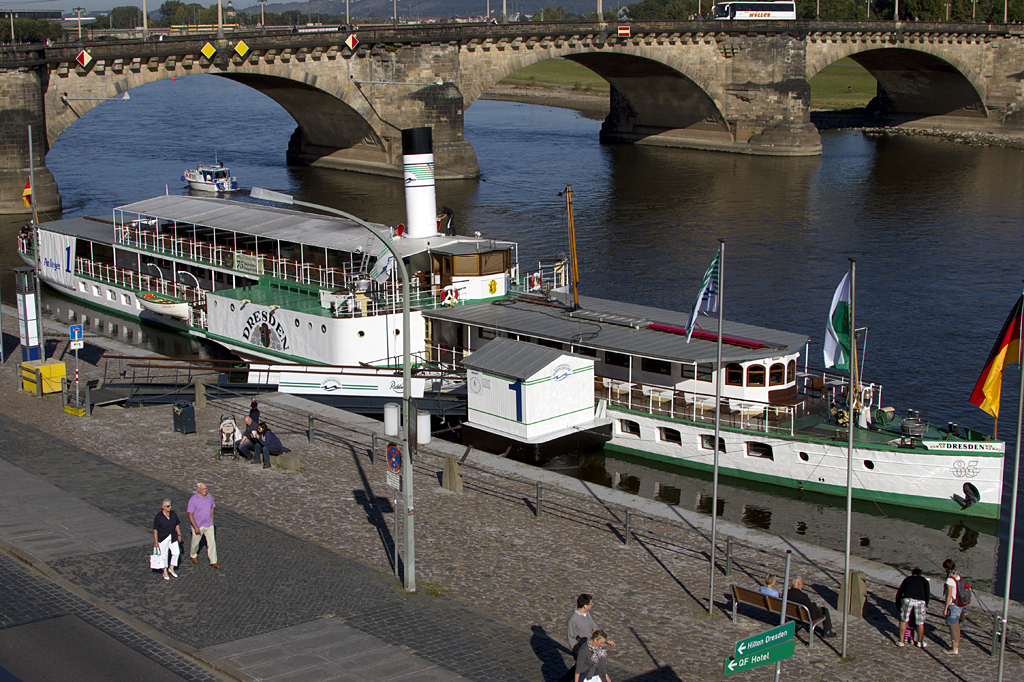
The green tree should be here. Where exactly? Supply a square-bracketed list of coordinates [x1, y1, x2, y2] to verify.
[110, 6, 141, 28]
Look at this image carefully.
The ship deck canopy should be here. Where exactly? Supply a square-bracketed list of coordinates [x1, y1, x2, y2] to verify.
[426, 294, 810, 366]
[113, 195, 514, 260]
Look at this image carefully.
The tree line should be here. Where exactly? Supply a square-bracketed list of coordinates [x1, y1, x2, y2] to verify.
[625, 0, 1024, 22]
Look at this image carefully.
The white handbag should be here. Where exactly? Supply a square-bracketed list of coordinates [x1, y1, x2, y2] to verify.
[150, 546, 167, 570]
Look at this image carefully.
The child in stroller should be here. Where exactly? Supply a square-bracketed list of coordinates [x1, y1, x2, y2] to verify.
[217, 415, 242, 460]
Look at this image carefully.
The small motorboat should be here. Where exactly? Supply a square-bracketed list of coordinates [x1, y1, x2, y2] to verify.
[182, 162, 238, 192]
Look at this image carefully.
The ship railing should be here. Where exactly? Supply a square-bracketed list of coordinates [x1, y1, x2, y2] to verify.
[797, 368, 883, 414]
[72, 257, 208, 325]
[595, 377, 798, 436]
[508, 258, 570, 295]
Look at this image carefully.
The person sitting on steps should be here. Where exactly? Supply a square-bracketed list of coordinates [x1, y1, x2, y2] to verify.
[253, 422, 284, 469]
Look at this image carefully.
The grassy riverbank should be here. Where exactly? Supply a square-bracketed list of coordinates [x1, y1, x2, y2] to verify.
[494, 57, 877, 112]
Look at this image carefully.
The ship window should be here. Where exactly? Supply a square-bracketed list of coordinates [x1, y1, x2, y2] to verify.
[747, 365, 765, 387]
[682, 363, 696, 380]
[79, 282, 87, 292]
[453, 254, 480, 276]
[308, 322, 312, 330]
[619, 419, 641, 437]
[107, 290, 115, 301]
[746, 442, 774, 460]
[701, 435, 726, 452]
[787, 360, 796, 383]
[726, 363, 743, 386]
[395, 329, 401, 336]
[576, 346, 597, 357]
[230, 304, 235, 312]
[799, 452, 809, 462]
[863, 460, 875, 470]
[769, 363, 785, 386]
[294, 319, 300, 327]
[480, 251, 507, 275]
[659, 427, 682, 445]
[322, 325, 327, 333]
[93, 285, 101, 297]
[538, 338, 561, 349]
[606, 351, 629, 368]
[697, 363, 713, 382]
[122, 294, 131, 305]
[478, 327, 496, 340]
[358, 331, 365, 337]
[642, 358, 671, 376]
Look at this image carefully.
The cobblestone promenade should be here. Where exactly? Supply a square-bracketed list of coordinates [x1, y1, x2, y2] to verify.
[0, 318, 1021, 681]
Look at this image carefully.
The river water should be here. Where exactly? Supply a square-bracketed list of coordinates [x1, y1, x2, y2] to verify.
[3, 74, 1022, 598]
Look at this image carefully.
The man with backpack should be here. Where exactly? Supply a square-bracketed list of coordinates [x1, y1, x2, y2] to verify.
[942, 558, 972, 655]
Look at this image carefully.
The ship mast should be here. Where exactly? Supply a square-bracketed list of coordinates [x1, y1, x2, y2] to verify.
[564, 185, 580, 310]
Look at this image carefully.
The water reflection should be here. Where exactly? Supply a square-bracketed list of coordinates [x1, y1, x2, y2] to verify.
[570, 449, 998, 590]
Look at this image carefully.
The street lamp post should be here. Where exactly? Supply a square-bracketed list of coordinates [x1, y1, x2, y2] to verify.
[73, 7, 84, 42]
[217, 0, 224, 38]
[251, 188, 415, 593]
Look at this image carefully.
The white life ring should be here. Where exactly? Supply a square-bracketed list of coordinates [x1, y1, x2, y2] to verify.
[442, 285, 459, 305]
[530, 273, 541, 291]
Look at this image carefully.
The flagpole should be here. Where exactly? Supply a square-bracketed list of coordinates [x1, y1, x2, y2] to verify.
[841, 257, 857, 658]
[708, 238, 725, 614]
[996, 283, 1024, 682]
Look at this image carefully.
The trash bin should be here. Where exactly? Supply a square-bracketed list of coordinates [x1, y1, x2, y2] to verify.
[839, 570, 868, 618]
[173, 401, 195, 435]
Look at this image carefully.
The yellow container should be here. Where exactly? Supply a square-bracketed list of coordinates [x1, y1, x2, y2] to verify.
[22, 359, 67, 394]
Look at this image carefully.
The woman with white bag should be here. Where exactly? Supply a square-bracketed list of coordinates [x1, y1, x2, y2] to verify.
[152, 498, 182, 580]
[574, 629, 612, 682]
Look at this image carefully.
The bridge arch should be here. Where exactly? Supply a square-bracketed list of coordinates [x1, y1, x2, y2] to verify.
[807, 44, 987, 119]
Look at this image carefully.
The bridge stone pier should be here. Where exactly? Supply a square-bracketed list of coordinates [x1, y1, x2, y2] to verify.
[4, 20, 1024, 213]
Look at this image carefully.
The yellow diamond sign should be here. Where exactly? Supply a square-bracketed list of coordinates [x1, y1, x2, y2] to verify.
[201, 42, 216, 59]
[234, 40, 249, 57]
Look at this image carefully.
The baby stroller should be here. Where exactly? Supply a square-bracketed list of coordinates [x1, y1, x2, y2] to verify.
[217, 415, 241, 461]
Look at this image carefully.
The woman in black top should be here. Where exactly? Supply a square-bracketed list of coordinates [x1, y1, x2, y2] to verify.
[152, 498, 182, 580]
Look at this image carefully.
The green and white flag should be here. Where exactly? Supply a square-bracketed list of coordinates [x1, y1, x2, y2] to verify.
[685, 251, 720, 343]
[824, 272, 851, 369]
[369, 232, 396, 283]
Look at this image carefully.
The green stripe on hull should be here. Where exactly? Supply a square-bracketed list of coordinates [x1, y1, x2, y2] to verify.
[604, 442, 1000, 519]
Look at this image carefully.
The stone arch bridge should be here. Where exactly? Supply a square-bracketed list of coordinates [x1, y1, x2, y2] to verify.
[4, 20, 1024, 213]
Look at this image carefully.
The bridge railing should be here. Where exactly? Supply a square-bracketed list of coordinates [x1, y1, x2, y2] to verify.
[4, 19, 1024, 68]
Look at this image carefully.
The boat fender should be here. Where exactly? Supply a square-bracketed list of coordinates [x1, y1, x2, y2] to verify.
[442, 285, 459, 305]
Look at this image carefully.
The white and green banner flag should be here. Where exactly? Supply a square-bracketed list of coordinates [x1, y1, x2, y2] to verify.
[824, 272, 851, 369]
[685, 251, 720, 343]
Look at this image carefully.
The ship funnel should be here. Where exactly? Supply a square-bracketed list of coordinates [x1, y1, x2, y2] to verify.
[401, 127, 437, 239]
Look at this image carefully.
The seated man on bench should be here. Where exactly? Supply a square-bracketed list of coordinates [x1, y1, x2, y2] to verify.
[253, 422, 286, 470]
[788, 576, 837, 639]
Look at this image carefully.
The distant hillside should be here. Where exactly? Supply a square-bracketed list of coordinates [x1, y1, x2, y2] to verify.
[236, 0, 614, 20]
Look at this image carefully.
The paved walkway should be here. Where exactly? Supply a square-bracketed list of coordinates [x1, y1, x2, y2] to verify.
[0, 308, 1021, 681]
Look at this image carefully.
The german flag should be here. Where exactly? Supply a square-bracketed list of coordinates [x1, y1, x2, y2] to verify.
[970, 295, 1024, 418]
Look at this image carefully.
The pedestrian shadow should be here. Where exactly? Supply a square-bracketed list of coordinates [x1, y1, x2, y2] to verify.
[529, 625, 572, 682]
[620, 665, 682, 682]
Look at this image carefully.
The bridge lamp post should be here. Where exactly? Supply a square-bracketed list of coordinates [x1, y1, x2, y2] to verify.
[73, 7, 85, 43]
[945, 1, 951, 20]
[251, 187, 416, 594]
[142, 0, 148, 38]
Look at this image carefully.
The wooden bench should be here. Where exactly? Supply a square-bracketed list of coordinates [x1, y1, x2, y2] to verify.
[730, 585, 826, 648]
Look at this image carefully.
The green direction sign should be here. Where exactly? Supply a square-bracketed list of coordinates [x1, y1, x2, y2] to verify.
[733, 621, 794, 659]
[723, 639, 795, 676]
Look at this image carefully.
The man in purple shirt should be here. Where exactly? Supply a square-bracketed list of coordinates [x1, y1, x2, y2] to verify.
[187, 482, 219, 568]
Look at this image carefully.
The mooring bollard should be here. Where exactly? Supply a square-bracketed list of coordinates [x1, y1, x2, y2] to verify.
[371, 432, 377, 463]
[725, 536, 734, 576]
[625, 508, 632, 546]
[308, 413, 315, 443]
[536, 480, 543, 518]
